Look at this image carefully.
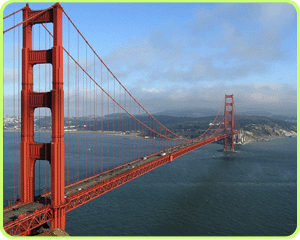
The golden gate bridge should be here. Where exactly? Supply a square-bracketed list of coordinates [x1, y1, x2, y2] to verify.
[3, 3, 239, 235]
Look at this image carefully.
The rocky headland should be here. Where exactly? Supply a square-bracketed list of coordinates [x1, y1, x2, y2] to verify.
[237, 122, 296, 144]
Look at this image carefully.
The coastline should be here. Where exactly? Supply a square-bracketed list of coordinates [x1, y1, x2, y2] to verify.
[239, 133, 297, 145]
[3, 130, 143, 138]
[4, 129, 296, 144]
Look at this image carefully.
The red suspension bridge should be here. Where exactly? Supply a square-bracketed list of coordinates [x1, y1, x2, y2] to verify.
[2, 3, 239, 236]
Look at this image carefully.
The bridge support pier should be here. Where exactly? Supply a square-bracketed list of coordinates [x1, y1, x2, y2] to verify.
[224, 94, 235, 151]
[52, 207, 66, 230]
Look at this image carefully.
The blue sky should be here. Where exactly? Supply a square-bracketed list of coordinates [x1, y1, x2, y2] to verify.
[2, 2, 297, 117]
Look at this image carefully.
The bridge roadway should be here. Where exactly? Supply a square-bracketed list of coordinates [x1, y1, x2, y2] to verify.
[3, 141, 192, 224]
[3, 133, 234, 235]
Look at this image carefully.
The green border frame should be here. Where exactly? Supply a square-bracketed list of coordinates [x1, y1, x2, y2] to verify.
[0, 0, 299, 238]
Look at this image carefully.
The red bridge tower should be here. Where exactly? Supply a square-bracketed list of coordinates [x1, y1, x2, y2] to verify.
[20, 3, 65, 230]
[224, 94, 235, 151]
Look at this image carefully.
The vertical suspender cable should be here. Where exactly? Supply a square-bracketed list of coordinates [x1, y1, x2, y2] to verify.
[134, 102, 136, 160]
[76, 31, 79, 181]
[48, 31, 51, 189]
[125, 90, 127, 163]
[118, 84, 121, 166]
[96, 57, 98, 173]
[149, 116, 151, 155]
[94, 54, 96, 175]
[140, 108, 143, 158]
[107, 71, 109, 170]
[151, 118, 153, 154]
[123, 90, 125, 163]
[113, 74, 115, 169]
[74, 54, 77, 183]
[13, 14, 16, 204]
[44, 24, 47, 193]
[133, 102, 137, 159]
[44, 26, 48, 193]
[120, 85, 124, 166]
[82, 43, 85, 178]
[32, 24, 34, 195]
[89, 47, 92, 176]
[86, 43, 89, 177]
[38, 23, 41, 196]
[18, 24, 21, 202]
[138, 107, 140, 158]
[84, 43, 87, 178]
[154, 120, 157, 153]
[90, 49, 93, 176]
[67, 19, 70, 185]
[128, 97, 133, 161]
[101, 63, 103, 172]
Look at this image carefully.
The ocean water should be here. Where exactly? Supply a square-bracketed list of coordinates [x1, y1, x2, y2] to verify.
[65, 137, 297, 236]
[3, 133, 297, 236]
[3, 131, 176, 202]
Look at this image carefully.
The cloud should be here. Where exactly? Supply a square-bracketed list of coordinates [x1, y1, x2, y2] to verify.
[128, 82, 297, 115]
[61, 3, 296, 116]
[3, 81, 296, 118]
[3, 3, 296, 118]
[190, 3, 296, 60]
[141, 87, 165, 93]
[101, 3, 295, 87]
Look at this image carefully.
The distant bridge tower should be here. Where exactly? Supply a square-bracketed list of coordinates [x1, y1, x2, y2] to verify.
[224, 94, 235, 151]
[20, 3, 65, 230]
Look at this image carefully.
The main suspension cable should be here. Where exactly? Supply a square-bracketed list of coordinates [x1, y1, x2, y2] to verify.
[3, 7, 25, 20]
[3, 3, 56, 34]
[192, 103, 224, 142]
[61, 9, 189, 142]
[41, 23, 184, 142]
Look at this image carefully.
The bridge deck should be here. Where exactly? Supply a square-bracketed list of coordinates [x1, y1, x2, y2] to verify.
[4, 132, 238, 235]
[3, 141, 195, 225]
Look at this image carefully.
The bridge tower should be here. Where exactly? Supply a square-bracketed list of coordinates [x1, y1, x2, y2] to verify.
[20, 3, 65, 230]
[224, 94, 235, 151]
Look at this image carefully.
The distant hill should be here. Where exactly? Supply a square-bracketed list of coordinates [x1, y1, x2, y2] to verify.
[4, 113, 296, 142]
[236, 115, 296, 130]
[154, 108, 219, 118]
[154, 108, 296, 122]
[151, 114, 297, 140]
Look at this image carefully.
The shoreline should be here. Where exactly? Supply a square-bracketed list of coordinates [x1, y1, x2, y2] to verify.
[3, 130, 145, 138]
[239, 134, 297, 145]
[4, 130, 296, 143]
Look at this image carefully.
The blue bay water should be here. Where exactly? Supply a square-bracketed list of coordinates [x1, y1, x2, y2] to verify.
[3, 131, 175, 201]
[65, 137, 297, 236]
[3, 132, 297, 236]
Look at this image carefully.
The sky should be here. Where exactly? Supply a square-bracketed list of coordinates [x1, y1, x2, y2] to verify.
[2, 2, 298, 117]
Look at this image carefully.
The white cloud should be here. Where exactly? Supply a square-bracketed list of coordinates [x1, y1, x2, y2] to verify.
[3, 81, 296, 117]
[129, 82, 297, 116]
[3, 3, 296, 118]
[100, 3, 296, 88]
[141, 87, 165, 93]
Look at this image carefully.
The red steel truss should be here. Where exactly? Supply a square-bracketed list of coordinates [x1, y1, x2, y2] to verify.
[4, 206, 53, 236]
